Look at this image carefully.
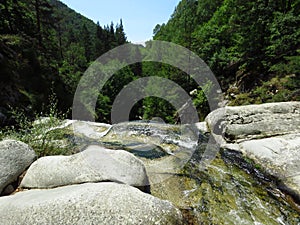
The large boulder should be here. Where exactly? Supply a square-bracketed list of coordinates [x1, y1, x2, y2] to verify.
[21, 145, 150, 192]
[207, 102, 300, 200]
[0, 182, 183, 225]
[237, 133, 300, 199]
[206, 102, 300, 143]
[0, 139, 36, 194]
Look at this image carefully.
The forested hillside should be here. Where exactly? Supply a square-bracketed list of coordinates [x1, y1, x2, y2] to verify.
[0, 0, 127, 125]
[1, 2, 300, 223]
[154, 0, 300, 105]
[0, 0, 299, 127]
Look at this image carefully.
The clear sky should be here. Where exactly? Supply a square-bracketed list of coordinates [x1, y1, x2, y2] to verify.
[60, 0, 181, 43]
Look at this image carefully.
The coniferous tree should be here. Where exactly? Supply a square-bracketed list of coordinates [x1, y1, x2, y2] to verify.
[115, 19, 127, 45]
[81, 24, 94, 61]
[109, 22, 116, 48]
[95, 22, 105, 56]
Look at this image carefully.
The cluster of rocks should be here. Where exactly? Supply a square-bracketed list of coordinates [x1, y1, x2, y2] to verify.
[0, 141, 183, 224]
[0, 101, 299, 224]
[204, 101, 300, 200]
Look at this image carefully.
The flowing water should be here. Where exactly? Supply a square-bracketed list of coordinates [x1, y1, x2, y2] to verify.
[99, 121, 300, 224]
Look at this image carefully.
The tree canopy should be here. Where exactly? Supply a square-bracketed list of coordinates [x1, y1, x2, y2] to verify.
[0, 0, 299, 126]
[0, 0, 128, 125]
[154, 0, 300, 106]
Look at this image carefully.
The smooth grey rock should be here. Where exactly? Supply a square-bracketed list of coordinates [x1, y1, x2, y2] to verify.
[0, 140, 36, 194]
[65, 120, 112, 140]
[205, 107, 227, 146]
[72, 120, 111, 139]
[100, 122, 199, 184]
[238, 133, 300, 197]
[205, 107, 226, 134]
[206, 102, 300, 143]
[31, 119, 112, 154]
[0, 183, 183, 225]
[33, 118, 111, 140]
[208, 102, 300, 200]
[41, 119, 111, 140]
[195, 122, 209, 134]
[21, 145, 150, 192]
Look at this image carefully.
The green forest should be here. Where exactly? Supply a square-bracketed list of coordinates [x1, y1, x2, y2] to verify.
[0, 0, 299, 127]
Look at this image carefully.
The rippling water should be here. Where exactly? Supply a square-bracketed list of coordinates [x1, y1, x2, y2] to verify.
[100, 121, 300, 224]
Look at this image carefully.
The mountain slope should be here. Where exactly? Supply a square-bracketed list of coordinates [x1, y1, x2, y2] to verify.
[0, 0, 127, 125]
[154, 0, 300, 105]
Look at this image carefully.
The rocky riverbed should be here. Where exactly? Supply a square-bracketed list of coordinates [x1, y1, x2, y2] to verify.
[0, 101, 299, 224]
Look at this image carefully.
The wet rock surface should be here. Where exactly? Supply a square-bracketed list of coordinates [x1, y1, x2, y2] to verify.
[236, 133, 300, 200]
[206, 102, 300, 214]
[1, 101, 299, 224]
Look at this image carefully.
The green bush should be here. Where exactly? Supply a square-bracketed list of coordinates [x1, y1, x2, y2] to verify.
[230, 74, 300, 106]
[0, 93, 72, 157]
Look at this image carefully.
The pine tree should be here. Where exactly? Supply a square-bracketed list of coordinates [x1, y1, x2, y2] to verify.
[109, 22, 116, 48]
[115, 19, 127, 45]
[95, 22, 105, 56]
[81, 24, 94, 61]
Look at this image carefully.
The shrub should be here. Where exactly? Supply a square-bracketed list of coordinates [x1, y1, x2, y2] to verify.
[0, 92, 71, 157]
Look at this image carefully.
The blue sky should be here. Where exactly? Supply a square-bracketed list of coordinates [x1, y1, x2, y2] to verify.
[60, 0, 181, 43]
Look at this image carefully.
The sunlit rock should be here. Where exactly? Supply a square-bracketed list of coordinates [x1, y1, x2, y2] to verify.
[21, 145, 150, 193]
[0, 183, 183, 224]
[0, 140, 36, 194]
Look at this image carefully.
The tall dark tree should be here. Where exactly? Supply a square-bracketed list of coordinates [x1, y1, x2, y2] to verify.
[95, 22, 105, 56]
[109, 22, 116, 48]
[115, 19, 127, 45]
[81, 24, 94, 61]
